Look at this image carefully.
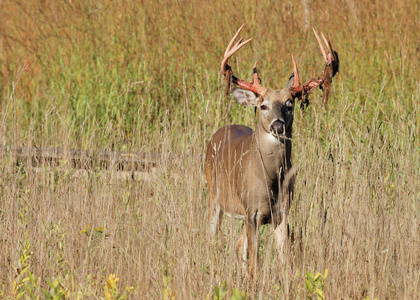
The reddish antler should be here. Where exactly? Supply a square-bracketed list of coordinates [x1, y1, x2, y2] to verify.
[291, 28, 339, 107]
[221, 25, 269, 98]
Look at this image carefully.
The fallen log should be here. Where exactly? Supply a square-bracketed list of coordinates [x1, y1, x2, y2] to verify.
[0, 146, 158, 172]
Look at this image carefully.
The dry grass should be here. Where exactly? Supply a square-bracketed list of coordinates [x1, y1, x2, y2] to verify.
[1, 0, 420, 298]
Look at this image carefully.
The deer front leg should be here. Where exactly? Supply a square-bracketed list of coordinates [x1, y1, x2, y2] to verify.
[274, 167, 295, 263]
[273, 176, 294, 263]
[236, 227, 248, 272]
[246, 213, 261, 279]
[274, 211, 289, 264]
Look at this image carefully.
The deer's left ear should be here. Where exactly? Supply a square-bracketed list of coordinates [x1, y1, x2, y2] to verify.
[232, 87, 260, 107]
[286, 73, 295, 89]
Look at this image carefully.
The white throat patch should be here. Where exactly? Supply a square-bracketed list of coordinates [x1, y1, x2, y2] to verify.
[263, 131, 282, 144]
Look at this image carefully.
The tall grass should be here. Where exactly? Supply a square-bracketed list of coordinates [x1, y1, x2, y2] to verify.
[1, 0, 419, 298]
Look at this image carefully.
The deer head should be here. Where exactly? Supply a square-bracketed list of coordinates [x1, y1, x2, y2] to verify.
[221, 25, 340, 142]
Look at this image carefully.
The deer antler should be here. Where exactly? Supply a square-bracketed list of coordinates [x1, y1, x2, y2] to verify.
[221, 25, 269, 98]
[291, 28, 339, 107]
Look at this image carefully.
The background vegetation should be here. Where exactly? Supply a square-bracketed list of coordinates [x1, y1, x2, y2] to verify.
[1, 0, 419, 298]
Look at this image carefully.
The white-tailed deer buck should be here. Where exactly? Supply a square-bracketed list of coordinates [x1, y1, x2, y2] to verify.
[205, 25, 339, 277]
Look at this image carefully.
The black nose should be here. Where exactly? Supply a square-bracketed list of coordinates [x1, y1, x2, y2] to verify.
[270, 120, 284, 135]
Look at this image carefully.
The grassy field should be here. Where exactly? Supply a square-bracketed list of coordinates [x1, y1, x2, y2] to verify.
[1, 0, 420, 298]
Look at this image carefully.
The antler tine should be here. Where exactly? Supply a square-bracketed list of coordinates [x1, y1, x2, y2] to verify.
[291, 53, 301, 89]
[326, 39, 338, 62]
[312, 28, 328, 62]
[232, 37, 244, 51]
[321, 32, 333, 56]
[225, 38, 252, 58]
[252, 60, 258, 78]
[224, 24, 245, 57]
[321, 32, 338, 69]
[221, 38, 253, 73]
[252, 60, 263, 86]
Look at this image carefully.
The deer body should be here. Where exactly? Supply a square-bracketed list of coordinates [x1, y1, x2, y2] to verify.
[205, 25, 338, 278]
[206, 123, 293, 221]
[205, 89, 296, 276]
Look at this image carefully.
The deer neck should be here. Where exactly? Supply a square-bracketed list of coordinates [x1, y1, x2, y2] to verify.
[253, 121, 293, 181]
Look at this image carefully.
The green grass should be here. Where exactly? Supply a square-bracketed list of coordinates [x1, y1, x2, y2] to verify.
[1, 0, 420, 298]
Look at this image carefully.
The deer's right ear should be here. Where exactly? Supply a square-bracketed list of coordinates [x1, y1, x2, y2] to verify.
[232, 87, 259, 107]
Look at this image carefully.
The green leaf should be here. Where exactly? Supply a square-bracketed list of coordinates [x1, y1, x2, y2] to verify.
[232, 288, 240, 299]
[316, 289, 324, 298]
[28, 271, 34, 282]
[16, 290, 26, 299]
[214, 286, 219, 298]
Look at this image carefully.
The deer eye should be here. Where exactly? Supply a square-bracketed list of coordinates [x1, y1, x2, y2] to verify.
[260, 105, 269, 111]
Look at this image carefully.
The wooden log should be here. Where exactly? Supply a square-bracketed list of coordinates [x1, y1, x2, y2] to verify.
[0, 146, 158, 172]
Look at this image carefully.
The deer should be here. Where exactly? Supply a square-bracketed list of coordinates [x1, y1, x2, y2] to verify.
[204, 25, 339, 278]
